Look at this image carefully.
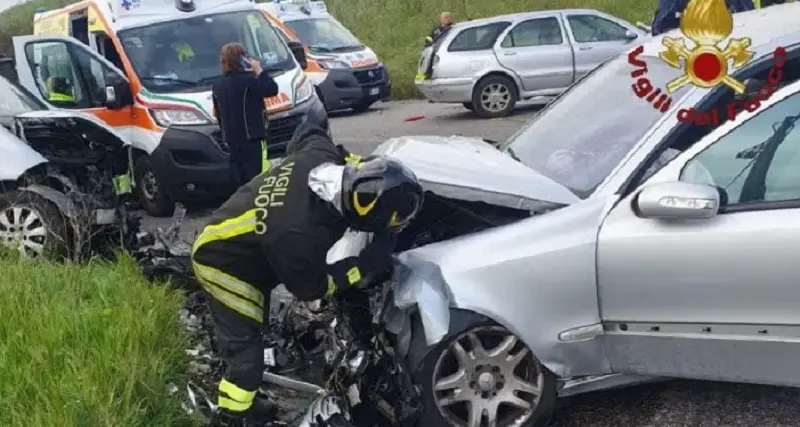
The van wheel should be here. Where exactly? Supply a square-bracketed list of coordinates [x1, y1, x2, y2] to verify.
[409, 310, 557, 427]
[472, 75, 517, 118]
[134, 156, 175, 217]
[0, 190, 69, 259]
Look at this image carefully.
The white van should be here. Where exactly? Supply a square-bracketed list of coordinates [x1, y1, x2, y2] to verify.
[13, 0, 328, 216]
[260, 0, 391, 113]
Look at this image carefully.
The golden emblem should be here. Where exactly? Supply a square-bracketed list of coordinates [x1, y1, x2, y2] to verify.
[659, 0, 753, 94]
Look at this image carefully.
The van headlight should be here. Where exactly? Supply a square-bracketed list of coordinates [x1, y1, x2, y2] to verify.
[294, 77, 314, 104]
[149, 108, 211, 127]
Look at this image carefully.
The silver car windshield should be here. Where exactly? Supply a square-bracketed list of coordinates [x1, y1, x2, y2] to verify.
[502, 54, 687, 199]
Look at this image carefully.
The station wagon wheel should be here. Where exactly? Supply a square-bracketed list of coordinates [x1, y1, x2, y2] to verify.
[411, 312, 556, 427]
[472, 75, 517, 119]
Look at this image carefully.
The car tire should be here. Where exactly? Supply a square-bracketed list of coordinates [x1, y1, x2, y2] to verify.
[352, 102, 374, 113]
[462, 102, 475, 111]
[471, 75, 518, 119]
[133, 155, 175, 217]
[409, 309, 557, 427]
[0, 190, 70, 259]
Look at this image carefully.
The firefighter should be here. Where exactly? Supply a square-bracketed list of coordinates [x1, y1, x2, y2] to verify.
[425, 11, 454, 46]
[213, 42, 279, 187]
[191, 122, 424, 427]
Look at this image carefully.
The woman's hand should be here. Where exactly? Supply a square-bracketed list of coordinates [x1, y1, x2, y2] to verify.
[248, 58, 263, 75]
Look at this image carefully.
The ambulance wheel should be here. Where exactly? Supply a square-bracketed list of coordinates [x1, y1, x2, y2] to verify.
[0, 190, 70, 259]
[134, 156, 175, 217]
[352, 102, 373, 113]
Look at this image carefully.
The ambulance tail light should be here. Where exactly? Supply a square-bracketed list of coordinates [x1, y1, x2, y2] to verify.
[149, 108, 210, 127]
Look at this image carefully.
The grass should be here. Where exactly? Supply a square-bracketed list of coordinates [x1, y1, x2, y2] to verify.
[1, 0, 656, 98]
[0, 251, 198, 427]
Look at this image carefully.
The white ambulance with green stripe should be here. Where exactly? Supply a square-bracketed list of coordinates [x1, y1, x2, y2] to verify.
[17, 0, 328, 216]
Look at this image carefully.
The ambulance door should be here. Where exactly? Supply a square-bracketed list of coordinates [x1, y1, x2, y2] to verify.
[12, 35, 134, 124]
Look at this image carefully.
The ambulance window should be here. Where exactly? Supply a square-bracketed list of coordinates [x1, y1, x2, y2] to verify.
[23, 41, 89, 109]
[97, 34, 124, 71]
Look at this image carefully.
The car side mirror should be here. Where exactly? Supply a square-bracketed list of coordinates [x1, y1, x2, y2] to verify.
[634, 182, 720, 220]
[104, 81, 133, 110]
[624, 30, 638, 40]
[287, 41, 307, 70]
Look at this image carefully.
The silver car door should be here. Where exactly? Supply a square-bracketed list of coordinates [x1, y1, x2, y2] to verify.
[495, 16, 574, 94]
[564, 13, 640, 79]
[596, 81, 800, 386]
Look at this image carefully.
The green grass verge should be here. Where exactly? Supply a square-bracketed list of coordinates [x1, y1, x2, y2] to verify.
[0, 0, 657, 98]
[0, 252, 197, 427]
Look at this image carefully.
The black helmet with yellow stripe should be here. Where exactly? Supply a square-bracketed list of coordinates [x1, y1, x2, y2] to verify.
[341, 155, 424, 233]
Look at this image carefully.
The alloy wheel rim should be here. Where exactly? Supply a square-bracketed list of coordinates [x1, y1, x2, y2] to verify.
[0, 206, 48, 257]
[432, 326, 543, 427]
[480, 84, 511, 113]
[142, 170, 159, 200]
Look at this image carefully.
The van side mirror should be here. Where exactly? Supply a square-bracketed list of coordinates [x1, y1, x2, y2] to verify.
[104, 81, 133, 110]
[287, 41, 307, 70]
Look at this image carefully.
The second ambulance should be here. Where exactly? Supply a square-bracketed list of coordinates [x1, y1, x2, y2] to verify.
[16, 0, 327, 216]
[260, 0, 391, 113]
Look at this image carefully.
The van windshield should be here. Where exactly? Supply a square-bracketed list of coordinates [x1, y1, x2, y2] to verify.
[285, 17, 362, 52]
[118, 10, 294, 93]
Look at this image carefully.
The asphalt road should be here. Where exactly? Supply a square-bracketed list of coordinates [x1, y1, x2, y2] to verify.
[144, 100, 800, 426]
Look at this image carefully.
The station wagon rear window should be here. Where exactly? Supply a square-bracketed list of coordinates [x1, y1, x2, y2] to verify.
[448, 22, 510, 52]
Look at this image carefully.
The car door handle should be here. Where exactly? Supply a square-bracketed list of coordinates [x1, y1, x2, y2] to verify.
[503, 51, 517, 56]
[579, 46, 593, 51]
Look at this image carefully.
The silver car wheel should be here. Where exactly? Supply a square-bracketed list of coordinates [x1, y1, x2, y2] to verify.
[480, 83, 511, 113]
[0, 206, 48, 257]
[433, 326, 544, 427]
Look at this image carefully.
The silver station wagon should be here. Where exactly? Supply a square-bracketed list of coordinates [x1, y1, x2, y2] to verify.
[415, 9, 648, 118]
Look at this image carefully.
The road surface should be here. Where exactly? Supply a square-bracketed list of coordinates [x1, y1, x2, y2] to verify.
[145, 100, 800, 426]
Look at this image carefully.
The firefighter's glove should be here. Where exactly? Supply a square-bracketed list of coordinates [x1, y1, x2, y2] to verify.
[325, 232, 396, 298]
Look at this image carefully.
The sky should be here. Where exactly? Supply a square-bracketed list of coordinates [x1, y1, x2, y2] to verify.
[0, 0, 27, 13]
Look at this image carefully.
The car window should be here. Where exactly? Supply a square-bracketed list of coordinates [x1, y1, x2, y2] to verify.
[448, 22, 510, 52]
[24, 41, 90, 109]
[567, 15, 629, 43]
[680, 91, 800, 206]
[501, 17, 563, 48]
[0, 76, 44, 116]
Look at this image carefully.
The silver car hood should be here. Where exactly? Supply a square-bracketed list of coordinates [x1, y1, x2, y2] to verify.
[373, 135, 579, 210]
[0, 124, 47, 181]
[0, 110, 130, 181]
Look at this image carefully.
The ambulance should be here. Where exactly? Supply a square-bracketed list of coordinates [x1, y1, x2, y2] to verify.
[11, 0, 328, 217]
[259, 0, 391, 113]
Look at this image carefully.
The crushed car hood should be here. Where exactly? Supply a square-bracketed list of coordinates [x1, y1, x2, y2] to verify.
[0, 110, 129, 181]
[373, 135, 579, 210]
[0, 124, 47, 180]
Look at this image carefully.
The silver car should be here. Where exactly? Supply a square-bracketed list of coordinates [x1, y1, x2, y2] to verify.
[415, 9, 647, 118]
[377, 4, 800, 427]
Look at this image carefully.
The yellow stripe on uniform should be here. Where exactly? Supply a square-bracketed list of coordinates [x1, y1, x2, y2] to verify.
[192, 209, 257, 255]
[218, 379, 256, 412]
[261, 140, 271, 172]
[196, 276, 264, 322]
[193, 263, 264, 306]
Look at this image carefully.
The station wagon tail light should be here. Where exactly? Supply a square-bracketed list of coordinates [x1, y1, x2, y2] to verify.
[149, 108, 211, 127]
